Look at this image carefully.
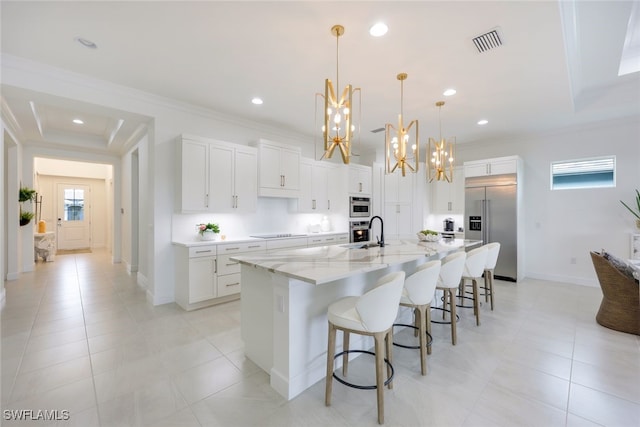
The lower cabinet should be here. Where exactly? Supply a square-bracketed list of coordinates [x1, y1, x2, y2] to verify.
[307, 233, 349, 247]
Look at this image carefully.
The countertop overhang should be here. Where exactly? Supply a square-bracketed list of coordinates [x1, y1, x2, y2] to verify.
[232, 238, 482, 285]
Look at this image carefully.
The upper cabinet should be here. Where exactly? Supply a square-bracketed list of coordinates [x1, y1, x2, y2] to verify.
[431, 166, 465, 213]
[464, 156, 518, 178]
[176, 135, 257, 213]
[348, 164, 372, 195]
[297, 158, 346, 213]
[255, 139, 301, 198]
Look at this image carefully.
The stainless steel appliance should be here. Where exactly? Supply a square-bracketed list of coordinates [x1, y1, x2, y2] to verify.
[444, 218, 454, 231]
[464, 174, 518, 282]
[349, 196, 371, 218]
[349, 220, 370, 243]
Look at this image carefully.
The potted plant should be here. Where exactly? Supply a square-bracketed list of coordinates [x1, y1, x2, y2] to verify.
[197, 222, 221, 241]
[620, 189, 640, 229]
[19, 186, 36, 202]
[19, 186, 37, 226]
[20, 210, 34, 226]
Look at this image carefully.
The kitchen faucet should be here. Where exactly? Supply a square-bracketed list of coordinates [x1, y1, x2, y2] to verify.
[368, 216, 385, 247]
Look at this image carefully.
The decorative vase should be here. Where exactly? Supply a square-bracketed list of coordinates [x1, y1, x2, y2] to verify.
[38, 220, 47, 233]
[200, 230, 216, 241]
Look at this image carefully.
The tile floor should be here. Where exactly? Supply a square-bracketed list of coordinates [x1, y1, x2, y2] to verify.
[1, 249, 639, 426]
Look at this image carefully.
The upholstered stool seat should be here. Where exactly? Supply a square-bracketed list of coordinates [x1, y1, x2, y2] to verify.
[325, 271, 406, 425]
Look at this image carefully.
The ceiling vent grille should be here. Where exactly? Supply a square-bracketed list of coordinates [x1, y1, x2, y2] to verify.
[370, 127, 385, 133]
[472, 28, 503, 53]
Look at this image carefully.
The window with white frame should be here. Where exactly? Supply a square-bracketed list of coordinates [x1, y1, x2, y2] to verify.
[550, 156, 616, 190]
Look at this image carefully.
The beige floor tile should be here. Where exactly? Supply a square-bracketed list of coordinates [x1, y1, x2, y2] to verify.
[19, 340, 89, 374]
[172, 356, 243, 404]
[568, 383, 640, 426]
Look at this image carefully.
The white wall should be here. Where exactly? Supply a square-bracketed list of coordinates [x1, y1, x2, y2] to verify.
[457, 117, 640, 286]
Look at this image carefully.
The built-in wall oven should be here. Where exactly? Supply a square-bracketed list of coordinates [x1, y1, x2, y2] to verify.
[350, 196, 371, 218]
[349, 220, 370, 243]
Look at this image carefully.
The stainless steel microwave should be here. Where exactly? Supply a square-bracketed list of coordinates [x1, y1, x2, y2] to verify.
[349, 196, 371, 218]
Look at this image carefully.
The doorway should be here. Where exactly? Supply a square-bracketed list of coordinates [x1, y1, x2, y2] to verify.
[56, 183, 91, 250]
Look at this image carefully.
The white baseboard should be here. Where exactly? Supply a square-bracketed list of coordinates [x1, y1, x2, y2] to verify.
[126, 262, 139, 274]
[146, 289, 174, 306]
[0, 287, 5, 302]
[6, 272, 19, 281]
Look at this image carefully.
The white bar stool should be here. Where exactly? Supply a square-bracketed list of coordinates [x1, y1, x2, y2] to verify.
[393, 260, 441, 375]
[483, 242, 501, 310]
[325, 271, 406, 425]
[433, 251, 466, 345]
[459, 246, 489, 326]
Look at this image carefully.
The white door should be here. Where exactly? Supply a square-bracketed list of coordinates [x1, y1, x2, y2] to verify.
[57, 184, 91, 250]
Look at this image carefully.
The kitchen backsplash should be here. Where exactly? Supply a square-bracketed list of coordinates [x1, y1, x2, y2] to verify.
[172, 197, 348, 241]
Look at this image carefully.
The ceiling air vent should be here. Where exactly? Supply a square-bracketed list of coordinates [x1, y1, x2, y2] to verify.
[472, 27, 503, 53]
[370, 127, 385, 133]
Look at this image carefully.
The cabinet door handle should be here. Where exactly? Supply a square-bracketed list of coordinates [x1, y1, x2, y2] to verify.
[328, 200, 330, 210]
[248, 245, 262, 249]
[224, 247, 240, 251]
[225, 262, 238, 267]
[283, 175, 286, 187]
[396, 204, 400, 213]
[214, 259, 218, 274]
[195, 249, 213, 254]
[205, 194, 209, 208]
[225, 282, 240, 287]
[359, 182, 362, 192]
[312, 199, 316, 210]
[448, 201, 452, 211]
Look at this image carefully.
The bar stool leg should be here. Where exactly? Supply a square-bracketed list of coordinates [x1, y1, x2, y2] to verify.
[449, 290, 457, 345]
[374, 332, 386, 424]
[325, 322, 336, 406]
[472, 278, 480, 326]
[426, 303, 433, 355]
[417, 305, 428, 375]
[342, 331, 350, 376]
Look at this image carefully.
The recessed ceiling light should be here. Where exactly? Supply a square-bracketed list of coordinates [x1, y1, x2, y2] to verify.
[443, 88, 457, 97]
[74, 37, 97, 49]
[369, 22, 388, 37]
[72, 118, 84, 125]
[251, 97, 263, 105]
[477, 119, 488, 125]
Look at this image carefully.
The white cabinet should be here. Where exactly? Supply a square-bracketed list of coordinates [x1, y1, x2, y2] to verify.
[464, 156, 518, 178]
[431, 167, 465, 213]
[383, 171, 417, 240]
[177, 135, 257, 213]
[175, 245, 217, 310]
[297, 159, 346, 213]
[209, 143, 258, 213]
[349, 164, 372, 195]
[307, 233, 349, 247]
[177, 138, 209, 212]
[256, 139, 301, 198]
[216, 241, 265, 298]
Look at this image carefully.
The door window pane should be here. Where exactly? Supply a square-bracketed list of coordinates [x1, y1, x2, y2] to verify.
[64, 189, 84, 221]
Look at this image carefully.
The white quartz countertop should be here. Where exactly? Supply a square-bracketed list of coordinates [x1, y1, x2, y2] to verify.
[171, 231, 347, 248]
[232, 238, 481, 285]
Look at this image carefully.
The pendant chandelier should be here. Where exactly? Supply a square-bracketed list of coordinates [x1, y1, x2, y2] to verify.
[385, 73, 419, 176]
[428, 101, 455, 182]
[318, 24, 361, 164]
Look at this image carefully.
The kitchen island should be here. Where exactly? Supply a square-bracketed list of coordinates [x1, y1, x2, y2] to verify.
[232, 238, 481, 400]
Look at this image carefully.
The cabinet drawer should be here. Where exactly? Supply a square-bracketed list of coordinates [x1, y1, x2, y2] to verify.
[189, 246, 217, 258]
[217, 254, 241, 275]
[217, 273, 241, 297]
[217, 241, 266, 255]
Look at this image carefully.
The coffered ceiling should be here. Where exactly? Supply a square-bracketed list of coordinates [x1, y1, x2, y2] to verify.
[1, 1, 639, 156]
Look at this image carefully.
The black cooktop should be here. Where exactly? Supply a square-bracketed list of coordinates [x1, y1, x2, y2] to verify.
[249, 233, 307, 239]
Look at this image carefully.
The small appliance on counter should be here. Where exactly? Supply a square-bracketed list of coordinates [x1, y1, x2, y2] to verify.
[444, 218, 455, 232]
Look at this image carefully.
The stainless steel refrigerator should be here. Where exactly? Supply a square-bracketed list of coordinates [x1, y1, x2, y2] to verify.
[464, 174, 518, 281]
